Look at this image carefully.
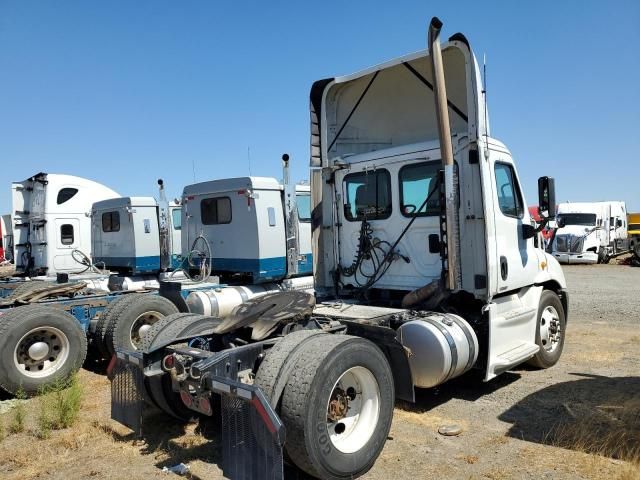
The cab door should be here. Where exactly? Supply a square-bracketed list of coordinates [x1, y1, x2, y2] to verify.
[485, 150, 542, 379]
[489, 153, 540, 292]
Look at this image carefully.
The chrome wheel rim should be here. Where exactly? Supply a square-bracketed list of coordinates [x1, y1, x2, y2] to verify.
[130, 311, 163, 348]
[14, 326, 70, 378]
[326, 366, 380, 454]
[540, 305, 562, 353]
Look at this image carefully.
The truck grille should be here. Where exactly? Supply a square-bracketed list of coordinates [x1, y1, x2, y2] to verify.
[110, 351, 145, 437]
[555, 234, 584, 253]
[221, 394, 284, 480]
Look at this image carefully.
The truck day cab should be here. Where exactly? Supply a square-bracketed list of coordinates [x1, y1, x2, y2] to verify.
[110, 18, 568, 480]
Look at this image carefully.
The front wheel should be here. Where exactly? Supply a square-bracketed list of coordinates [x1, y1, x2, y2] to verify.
[527, 290, 566, 369]
[280, 334, 394, 479]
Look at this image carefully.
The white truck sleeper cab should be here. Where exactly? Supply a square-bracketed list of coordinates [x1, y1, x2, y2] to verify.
[91, 197, 182, 275]
[12, 172, 120, 277]
[181, 177, 312, 283]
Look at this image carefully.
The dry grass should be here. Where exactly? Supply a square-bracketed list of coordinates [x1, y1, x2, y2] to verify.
[548, 396, 640, 468]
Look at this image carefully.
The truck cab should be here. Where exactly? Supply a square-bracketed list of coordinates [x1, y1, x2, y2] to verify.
[311, 31, 567, 379]
[181, 177, 312, 283]
[91, 197, 182, 275]
[12, 173, 120, 276]
[553, 201, 628, 264]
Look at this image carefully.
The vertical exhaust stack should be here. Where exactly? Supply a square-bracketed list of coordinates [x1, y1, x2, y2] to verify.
[157, 179, 171, 271]
[282, 154, 300, 278]
[429, 17, 461, 291]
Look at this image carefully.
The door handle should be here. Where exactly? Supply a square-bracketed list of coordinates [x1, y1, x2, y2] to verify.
[500, 256, 508, 280]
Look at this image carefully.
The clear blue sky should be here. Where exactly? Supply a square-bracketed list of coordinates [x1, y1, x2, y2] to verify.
[0, 1, 638, 210]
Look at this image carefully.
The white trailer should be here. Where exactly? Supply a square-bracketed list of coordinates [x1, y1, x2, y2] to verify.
[91, 197, 182, 275]
[552, 201, 629, 264]
[109, 18, 568, 480]
[12, 173, 120, 276]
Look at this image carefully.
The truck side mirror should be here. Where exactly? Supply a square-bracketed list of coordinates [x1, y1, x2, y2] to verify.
[556, 217, 566, 228]
[537, 176, 556, 219]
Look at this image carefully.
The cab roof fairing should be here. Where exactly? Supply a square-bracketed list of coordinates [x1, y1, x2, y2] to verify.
[310, 37, 489, 169]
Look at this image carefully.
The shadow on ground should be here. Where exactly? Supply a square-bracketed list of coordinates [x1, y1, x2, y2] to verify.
[398, 369, 521, 413]
[499, 374, 640, 460]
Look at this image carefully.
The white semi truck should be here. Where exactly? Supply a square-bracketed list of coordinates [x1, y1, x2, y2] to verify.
[552, 201, 631, 264]
[109, 18, 568, 480]
[11, 172, 120, 277]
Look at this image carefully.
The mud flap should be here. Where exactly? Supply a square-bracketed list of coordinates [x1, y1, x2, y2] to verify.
[213, 380, 285, 480]
[110, 350, 145, 437]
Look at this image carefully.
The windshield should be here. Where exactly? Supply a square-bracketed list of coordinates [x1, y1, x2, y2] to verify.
[558, 213, 597, 226]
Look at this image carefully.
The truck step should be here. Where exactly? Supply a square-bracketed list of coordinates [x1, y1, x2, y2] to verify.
[494, 342, 539, 369]
[501, 307, 536, 322]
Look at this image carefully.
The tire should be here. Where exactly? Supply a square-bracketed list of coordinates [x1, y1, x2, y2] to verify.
[9, 280, 48, 300]
[94, 295, 129, 359]
[254, 329, 325, 406]
[279, 334, 394, 479]
[633, 241, 640, 260]
[105, 294, 179, 354]
[0, 304, 87, 396]
[597, 248, 607, 264]
[527, 290, 566, 369]
[142, 312, 219, 421]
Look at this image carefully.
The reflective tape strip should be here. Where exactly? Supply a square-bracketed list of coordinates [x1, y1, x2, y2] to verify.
[236, 387, 252, 400]
[211, 380, 231, 394]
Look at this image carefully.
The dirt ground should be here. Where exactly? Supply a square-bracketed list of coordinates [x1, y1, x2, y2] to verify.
[0, 264, 638, 480]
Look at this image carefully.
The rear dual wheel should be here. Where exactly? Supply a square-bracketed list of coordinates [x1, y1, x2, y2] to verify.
[96, 294, 179, 357]
[257, 333, 394, 479]
[141, 313, 221, 421]
[0, 305, 87, 396]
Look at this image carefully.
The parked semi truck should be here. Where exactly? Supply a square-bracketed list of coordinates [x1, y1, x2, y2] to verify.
[109, 18, 568, 480]
[0, 170, 312, 396]
[552, 201, 633, 264]
[12, 172, 121, 277]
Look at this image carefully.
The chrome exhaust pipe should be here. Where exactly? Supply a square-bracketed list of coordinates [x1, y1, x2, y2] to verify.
[429, 17, 461, 290]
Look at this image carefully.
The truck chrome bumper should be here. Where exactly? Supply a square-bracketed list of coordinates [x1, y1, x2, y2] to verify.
[552, 252, 598, 264]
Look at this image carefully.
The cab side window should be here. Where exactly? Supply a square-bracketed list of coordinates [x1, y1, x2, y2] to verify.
[494, 163, 523, 218]
[344, 170, 392, 221]
[60, 224, 74, 245]
[399, 161, 440, 217]
[201, 197, 232, 225]
[296, 194, 311, 222]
